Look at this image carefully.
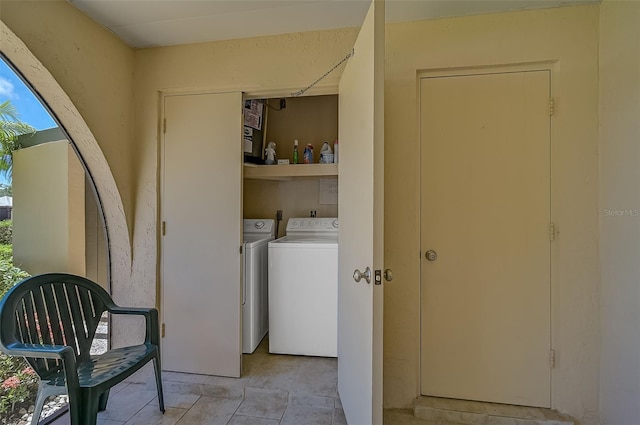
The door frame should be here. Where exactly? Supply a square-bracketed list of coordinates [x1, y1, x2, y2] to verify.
[417, 61, 558, 406]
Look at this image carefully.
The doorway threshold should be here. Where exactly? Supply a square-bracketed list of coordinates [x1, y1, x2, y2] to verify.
[408, 396, 576, 425]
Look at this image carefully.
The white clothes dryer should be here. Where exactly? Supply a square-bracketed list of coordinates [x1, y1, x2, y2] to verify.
[268, 217, 338, 357]
[243, 219, 275, 354]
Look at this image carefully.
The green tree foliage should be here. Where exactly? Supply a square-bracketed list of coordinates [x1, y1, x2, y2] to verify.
[0, 100, 35, 181]
[0, 246, 31, 419]
[0, 184, 11, 196]
[0, 259, 28, 302]
[0, 358, 38, 416]
[0, 101, 37, 421]
[0, 258, 33, 419]
[0, 220, 12, 245]
[0, 245, 11, 262]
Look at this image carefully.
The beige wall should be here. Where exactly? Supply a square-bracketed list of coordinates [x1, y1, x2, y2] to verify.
[67, 146, 87, 275]
[1, 1, 135, 232]
[265, 95, 338, 163]
[244, 179, 338, 238]
[598, 1, 640, 424]
[13, 141, 86, 276]
[385, 6, 600, 422]
[85, 180, 108, 289]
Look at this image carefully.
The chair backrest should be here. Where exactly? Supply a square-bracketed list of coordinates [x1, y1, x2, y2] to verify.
[0, 273, 114, 377]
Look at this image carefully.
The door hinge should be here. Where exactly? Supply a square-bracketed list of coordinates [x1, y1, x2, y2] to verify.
[240, 245, 243, 254]
[161, 323, 165, 338]
[163, 118, 167, 134]
[162, 221, 166, 236]
[549, 98, 555, 116]
[549, 223, 557, 241]
[550, 349, 556, 368]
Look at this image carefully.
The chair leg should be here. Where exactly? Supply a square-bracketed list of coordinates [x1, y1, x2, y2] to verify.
[81, 392, 99, 425]
[98, 389, 110, 411]
[152, 356, 165, 413]
[67, 387, 82, 425]
[32, 383, 67, 425]
[30, 384, 48, 425]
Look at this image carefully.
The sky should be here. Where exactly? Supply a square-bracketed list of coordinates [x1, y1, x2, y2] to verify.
[0, 58, 58, 185]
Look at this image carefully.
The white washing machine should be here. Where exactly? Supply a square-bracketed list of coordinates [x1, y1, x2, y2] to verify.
[268, 217, 338, 357]
[243, 219, 275, 354]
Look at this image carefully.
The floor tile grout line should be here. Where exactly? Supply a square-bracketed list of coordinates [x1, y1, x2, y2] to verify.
[222, 386, 246, 425]
[127, 392, 164, 424]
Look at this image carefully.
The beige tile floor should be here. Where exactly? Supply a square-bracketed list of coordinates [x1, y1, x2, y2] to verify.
[44, 336, 569, 425]
[49, 337, 347, 425]
[383, 410, 438, 425]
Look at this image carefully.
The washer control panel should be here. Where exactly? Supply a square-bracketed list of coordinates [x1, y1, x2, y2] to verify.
[286, 218, 339, 234]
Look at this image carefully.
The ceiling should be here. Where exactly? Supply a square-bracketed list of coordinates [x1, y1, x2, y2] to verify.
[68, 0, 598, 49]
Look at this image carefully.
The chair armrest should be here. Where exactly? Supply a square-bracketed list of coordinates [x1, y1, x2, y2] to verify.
[108, 306, 156, 316]
[4, 343, 80, 389]
[107, 306, 160, 346]
[5, 342, 75, 361]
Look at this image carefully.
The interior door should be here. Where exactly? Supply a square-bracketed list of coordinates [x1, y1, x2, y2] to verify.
[420, 71, 551, 407]
[337, 1, 384, 423]
[162, 92, 243, 377]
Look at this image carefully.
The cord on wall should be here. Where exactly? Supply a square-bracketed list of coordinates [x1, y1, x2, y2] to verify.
[291, 48, 355, 97]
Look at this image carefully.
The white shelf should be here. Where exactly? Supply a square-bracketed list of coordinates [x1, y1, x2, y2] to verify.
[243, 163, 338, 180]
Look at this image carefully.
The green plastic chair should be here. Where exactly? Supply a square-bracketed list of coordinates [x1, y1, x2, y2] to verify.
[0, 273, 165, 425]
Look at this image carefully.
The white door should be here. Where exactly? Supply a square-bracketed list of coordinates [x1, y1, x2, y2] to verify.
[162, 92, 243, 377]
[337, 1, 384, 424]
[420, 71, 551, 407]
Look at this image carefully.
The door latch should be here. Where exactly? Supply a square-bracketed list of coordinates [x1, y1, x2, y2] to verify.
[383, 269, 393, 282]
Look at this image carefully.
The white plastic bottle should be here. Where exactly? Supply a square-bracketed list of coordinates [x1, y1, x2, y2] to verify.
[333, 140, 339, 164]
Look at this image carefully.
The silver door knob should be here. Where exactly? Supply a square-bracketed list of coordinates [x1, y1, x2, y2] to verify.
[425, 250, 438, 261]
[383, 269, 393, 282]
[353, 267, 372, 284]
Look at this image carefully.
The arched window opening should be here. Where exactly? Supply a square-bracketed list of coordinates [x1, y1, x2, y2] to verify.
[0, 54, 110, 425]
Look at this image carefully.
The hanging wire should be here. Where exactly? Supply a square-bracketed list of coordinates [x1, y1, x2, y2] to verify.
[291, 48, 355, 97]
